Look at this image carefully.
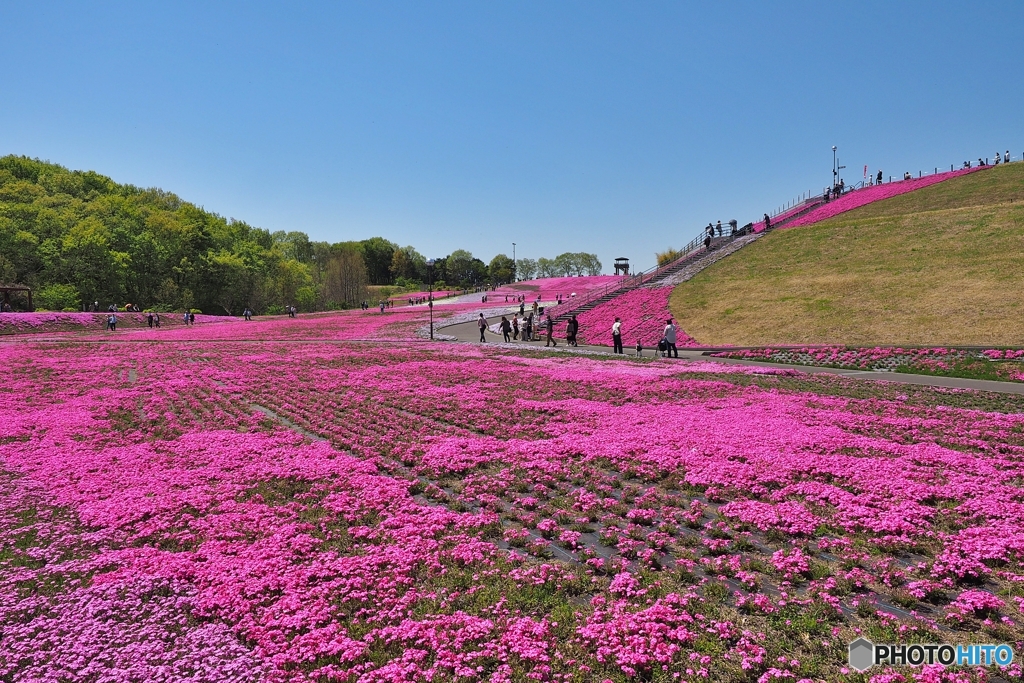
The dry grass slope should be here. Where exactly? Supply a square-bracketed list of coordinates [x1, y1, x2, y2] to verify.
[670, 162, 1024, 346]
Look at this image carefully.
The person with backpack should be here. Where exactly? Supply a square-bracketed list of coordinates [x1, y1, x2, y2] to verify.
[663, 319, 679, 358]
[611, 317, 623, 354]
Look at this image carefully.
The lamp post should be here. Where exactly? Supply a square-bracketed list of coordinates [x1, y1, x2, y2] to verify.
[426, 259, 435, 340]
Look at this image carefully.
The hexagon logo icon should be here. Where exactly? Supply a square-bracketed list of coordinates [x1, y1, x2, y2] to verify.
[849, 637, 874, 672]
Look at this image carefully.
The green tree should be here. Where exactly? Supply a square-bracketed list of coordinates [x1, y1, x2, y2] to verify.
[536, 257, 559, 279]
[488, 254, 515, 285]
[515, 258, 537, 280]
[360, 237, 398, 285]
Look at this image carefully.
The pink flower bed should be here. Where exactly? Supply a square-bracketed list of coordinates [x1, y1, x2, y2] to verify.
[574, 287, 696, 348]
[492, 276, 622, 302]
[0, 311, 226, 334]
[782, 168, 984, 230]
[712, 345, 1024, 378]
[2, 315, 1024, 680]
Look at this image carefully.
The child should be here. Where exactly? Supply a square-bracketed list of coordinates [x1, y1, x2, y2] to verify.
[635, 340, 643, 357]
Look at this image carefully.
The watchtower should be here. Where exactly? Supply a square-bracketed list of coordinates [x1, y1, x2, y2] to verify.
[614, 258, 629, 276]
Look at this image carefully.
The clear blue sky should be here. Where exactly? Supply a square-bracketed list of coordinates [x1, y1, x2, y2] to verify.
[2, 2, 1021, 272]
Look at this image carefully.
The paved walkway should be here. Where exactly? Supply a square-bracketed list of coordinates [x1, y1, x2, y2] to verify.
[440, 320, 1024, 396]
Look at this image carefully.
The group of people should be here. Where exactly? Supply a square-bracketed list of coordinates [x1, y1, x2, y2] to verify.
[483, 311, 549, 344]
[610, 317, 679, 357]
[963, 151, 1012, 169]
[407, 296, 432, 305]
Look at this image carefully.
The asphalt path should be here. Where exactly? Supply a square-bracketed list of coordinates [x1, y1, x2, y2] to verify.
[440, 319, 1024, 396]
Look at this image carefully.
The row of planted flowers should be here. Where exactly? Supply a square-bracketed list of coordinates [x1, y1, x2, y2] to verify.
[711, 346, 1024, 382]
[3, 317, 1023, 681]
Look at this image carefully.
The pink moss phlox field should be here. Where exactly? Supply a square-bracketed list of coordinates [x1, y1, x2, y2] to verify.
[490, 276, 622, 302]
[0, 311, 226, 334]
[574, 287, 696, 348]
[763, 168, 984, 232]
[2, 315, 1024, 681]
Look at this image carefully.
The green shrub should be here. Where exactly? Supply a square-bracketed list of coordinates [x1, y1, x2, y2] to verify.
[35, 284, 80, 311]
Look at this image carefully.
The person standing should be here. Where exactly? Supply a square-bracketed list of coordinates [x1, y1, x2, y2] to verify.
[663, 319, 679, 358]
[876, 170, 883, 185]
[763, 213, 772, 231]
[715, 220, 722, 237]
[704, 234, 712, 251]
[478, 313, 488, 342]
[500, 316, 512, 343]
[512, 314, 520, 340]
[569, 315, 579, 346]
[154, 312, 161, 328]
[545, 314, 557, 347]
[147, 312, 154, 328]
[107, 313, 117, 331]
[183, 311, 190, 326]
[611, 317, 623, 354]
[189, 311, 196, 326]
[1006, 151, 1011, 164]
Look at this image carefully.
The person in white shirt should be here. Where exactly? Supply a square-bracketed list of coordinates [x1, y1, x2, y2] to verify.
[611, 317, 623, 354]
[663, 319, 679, 358]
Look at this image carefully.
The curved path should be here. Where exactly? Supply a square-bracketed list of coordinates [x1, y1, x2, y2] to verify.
[439, 319, 1024, 396]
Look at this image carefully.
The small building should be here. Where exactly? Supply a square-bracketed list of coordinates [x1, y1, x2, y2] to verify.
[614, 258, 629, 276]
[0, 284, 32, 312]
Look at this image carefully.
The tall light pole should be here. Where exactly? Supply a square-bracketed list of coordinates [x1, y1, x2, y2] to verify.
[426, 259, 435, 340]
[832, 146, 837, 189]
[512, 243, 516, 282]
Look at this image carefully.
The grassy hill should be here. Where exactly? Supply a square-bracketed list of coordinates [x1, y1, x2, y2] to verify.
[670, 162, 1024, 346]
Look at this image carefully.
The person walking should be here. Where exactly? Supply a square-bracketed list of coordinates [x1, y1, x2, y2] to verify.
[715, 220, 722, 237]
[189, 311, 196, 326]
[524, 313, 533, 342]
[569, 315, 579, 346]
[154, 312, 161, 328]
[1006, 150, 1011, 164]
[183, 311, 190, 326]
[876, 170, 883, 185]
[545, 314, 557, 347]
[663, 319, 679, 358]
[704, 234, 712, 251]
[147, 312, 154, 328]
[763, 213, 772, 231]
[107, 313, 117, 331]
[478, 313, 488, 342]
[512, 314, 520, 340]
[500, 316, 512, 343]
[611, 317, 623, 354]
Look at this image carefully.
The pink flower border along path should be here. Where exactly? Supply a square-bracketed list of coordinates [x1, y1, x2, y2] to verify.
[750, 167, 986, 233]
[711, 346, 1024, 383]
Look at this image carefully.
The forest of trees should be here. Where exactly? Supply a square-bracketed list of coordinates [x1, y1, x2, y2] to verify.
[0, 156, 602, 313]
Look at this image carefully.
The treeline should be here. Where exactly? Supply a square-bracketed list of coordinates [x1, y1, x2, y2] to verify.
[0, 156, 602, 314]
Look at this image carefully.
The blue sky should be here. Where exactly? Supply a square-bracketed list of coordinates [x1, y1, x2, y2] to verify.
[2, 2, 1021, 272]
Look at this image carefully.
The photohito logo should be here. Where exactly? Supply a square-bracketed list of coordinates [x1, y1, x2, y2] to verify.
[848, 638, 1015, 671]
